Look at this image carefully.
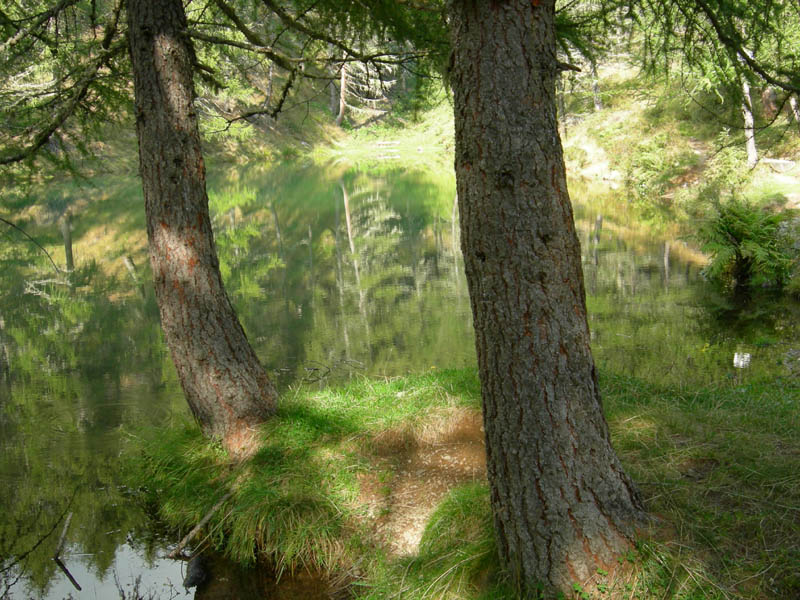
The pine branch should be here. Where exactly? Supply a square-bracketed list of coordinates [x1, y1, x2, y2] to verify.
[0, 0, 81, 54]
[186, 30, 303, 74]
[692, 0, 800, 94]
[0, 0, 126, 166]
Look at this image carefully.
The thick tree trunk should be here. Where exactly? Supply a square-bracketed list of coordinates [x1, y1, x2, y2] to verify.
[447, 1, 646, 595]
[127, 0, 276, 452]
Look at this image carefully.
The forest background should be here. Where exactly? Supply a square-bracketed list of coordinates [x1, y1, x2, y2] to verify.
[1, 1, 800, 599]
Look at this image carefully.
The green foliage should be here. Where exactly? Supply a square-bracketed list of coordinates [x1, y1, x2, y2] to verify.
[623, 130, 699, 217]
[0, 0, 131, 168]
[634, 0, 800, 96]
[554, 0, 629, 65]
[696, 198, 797, 292]
[696, 132, 751, 202]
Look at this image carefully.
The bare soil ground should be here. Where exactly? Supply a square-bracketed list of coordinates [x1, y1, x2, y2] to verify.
[359, 408, 487, 556]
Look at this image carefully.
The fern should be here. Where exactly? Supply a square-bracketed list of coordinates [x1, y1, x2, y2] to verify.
[697, 198, 797, 293]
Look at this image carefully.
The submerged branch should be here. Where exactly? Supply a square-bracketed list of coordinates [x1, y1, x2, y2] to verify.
[52, 512, 81, 592]
[167, 491, 234, 559]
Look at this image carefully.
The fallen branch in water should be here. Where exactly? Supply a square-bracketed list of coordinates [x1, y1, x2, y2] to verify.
[168, 491, 234, 559]
[53, 558, 81, 591]
[1, 489, 77, 576]
[53, 512, 81, 591]
[53, 512, 72, 558]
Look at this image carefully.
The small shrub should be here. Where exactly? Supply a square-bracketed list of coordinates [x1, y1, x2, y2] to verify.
[696, 197, 797, 293]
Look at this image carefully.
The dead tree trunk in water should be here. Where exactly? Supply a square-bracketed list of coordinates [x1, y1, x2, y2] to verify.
[127, 0, 276, 452]
[447, 1, 646, 595]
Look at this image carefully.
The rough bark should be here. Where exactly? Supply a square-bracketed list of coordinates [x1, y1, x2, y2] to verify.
[127, 0, 276, 452]
[447, 0, 646, 595]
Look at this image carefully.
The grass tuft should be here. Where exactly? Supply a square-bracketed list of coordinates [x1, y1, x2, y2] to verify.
[127, 366, 799, 599]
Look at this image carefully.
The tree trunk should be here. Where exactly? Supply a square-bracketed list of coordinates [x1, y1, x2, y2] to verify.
[591, 60, 603, 111]
[329, 80, 338, 115]
[761, 87, 778, 120]
[265, 60, 274, 108]
[741, 77, 758, 168]
[447, 1, 646, 595]
[127, 0, 276, 452]
[60, 211, 74, 272]
[335, 58, 347, 127]
[790, 95, 800, 133]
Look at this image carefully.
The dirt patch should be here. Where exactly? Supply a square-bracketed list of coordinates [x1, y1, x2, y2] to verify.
[359, 408, 487, 556]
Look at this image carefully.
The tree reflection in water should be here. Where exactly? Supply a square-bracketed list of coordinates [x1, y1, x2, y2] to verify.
[2, 163, 798, 597]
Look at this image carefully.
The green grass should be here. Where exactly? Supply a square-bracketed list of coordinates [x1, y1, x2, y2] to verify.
[604, 373, 800, 600]
[127, 370, 481, 570]
[126, 367, 800, 599]
[313, 98, 455, 172]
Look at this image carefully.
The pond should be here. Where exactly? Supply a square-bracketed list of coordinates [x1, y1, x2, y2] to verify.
[1, 162, 798, 599]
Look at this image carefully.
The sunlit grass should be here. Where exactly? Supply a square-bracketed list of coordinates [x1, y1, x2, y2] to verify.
[314, 100, 456, 172]
[127, 370, 482, 572]
[127, 365, 799, 599]
[604, 373, 800, 599]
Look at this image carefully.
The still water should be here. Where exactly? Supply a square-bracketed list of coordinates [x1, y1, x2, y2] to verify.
[1, 162, 798, 599]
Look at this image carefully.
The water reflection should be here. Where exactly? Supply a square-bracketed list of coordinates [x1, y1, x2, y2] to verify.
[1, 162, 798, 598]
[191, 554, 339, 600]
[208, 164, 473, 387]
[574, 202, 800, 387]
